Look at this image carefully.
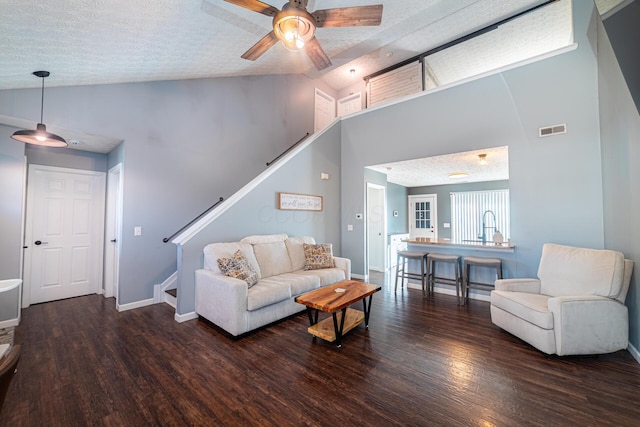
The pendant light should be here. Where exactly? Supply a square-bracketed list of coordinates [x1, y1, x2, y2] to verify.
[11, 71, 67, 147]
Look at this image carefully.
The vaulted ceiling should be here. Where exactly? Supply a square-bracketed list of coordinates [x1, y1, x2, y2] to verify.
[0, 0, 618, 92]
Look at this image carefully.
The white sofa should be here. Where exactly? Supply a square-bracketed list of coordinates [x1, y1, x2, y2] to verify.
[491, 243, 633, 356]
[195, 234, 351, 336]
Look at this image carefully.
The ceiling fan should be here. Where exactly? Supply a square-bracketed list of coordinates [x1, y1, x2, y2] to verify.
[224, 0, 383, 71]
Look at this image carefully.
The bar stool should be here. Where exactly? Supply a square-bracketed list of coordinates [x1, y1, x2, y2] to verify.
[462, 256, 503, 305]
[427, 253, 462, 303]
[395, 251, 428, 296]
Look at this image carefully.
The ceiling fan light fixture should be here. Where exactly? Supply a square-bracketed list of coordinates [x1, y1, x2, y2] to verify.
[273, 7, 314, 52]
[11, 71, 67, 148]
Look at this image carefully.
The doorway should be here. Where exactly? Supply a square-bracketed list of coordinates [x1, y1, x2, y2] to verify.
[23, 165, 106, 305]
[366, 183, 386, 273]
[408, 194, 437, 241]
[314, 88, 336, 133]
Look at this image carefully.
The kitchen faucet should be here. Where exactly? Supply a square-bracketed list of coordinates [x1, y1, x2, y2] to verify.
[480, 210, 498, 244]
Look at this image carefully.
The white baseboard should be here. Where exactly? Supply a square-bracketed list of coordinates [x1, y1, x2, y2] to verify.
[0, 318, 19, 329]
[117, 298, 154, 312]
[351, 273, 367, 281]
[628, 342, 640, 364]
[175, 311, 198, 323]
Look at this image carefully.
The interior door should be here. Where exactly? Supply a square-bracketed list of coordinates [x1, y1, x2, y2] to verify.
[367, 183, 386, 272]
[104, 163, 123, 300]
[314, 88, 336, 133]
[337, 93, 362, 117]
[408, 194, 437, 241]
[24, 165, 105, 305]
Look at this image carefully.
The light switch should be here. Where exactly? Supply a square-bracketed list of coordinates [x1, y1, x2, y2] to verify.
[321, 173, 329, 180]
[444, 223, 450, 228]
[347, 224, 354, 231]
[134, 226, 142, 236]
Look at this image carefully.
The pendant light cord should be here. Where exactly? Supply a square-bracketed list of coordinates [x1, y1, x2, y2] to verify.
[39, 76, 45, 123]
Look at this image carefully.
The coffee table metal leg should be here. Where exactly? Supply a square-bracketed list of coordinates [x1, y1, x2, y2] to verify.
[306, 307, 318, 326]
[363, 295, 374, 328]
[332, 308, 348, 348]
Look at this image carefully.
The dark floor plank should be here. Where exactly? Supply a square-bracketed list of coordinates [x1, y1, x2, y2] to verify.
[2, 273, 640, 426]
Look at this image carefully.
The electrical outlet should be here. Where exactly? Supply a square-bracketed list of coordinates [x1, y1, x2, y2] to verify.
[347, 224, 353, 231]
[134, 226, 142, 236]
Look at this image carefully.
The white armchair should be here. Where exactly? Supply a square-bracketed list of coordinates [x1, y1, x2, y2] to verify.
[490, 243, 633, 355]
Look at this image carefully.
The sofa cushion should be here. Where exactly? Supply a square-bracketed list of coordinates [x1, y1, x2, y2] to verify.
[247, 280, 292, 311]
[303, 243, 335, 270]
[491, 290, 554, 330]
[241, 234, 288, 245]
[252, 241, 293, 278]
[538, 244, 625, 299]
[203, 242, 261, 278]
[217, 250, 259, 287]
[270, 272, 321, 297]
[285, 236, 316, 271]
[296, 268, 346, 286]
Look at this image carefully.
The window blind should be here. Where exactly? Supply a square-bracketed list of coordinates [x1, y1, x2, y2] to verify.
[366, 61, 422, 108]
[450, 189, 510, 243]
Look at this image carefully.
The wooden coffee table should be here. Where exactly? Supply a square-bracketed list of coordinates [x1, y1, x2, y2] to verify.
[294, 280, 381, 347]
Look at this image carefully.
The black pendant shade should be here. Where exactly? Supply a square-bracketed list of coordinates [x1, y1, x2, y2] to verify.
[11, 71, 67, 148]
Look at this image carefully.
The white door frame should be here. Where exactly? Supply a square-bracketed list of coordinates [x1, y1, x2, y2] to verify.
[366, 183, 387, 273]
[104, 163, 123, 300]
[23, 164, 106, 307]
[314, 88, 336, 133]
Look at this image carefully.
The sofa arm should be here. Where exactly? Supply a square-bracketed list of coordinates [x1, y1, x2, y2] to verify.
[195, 269, 248, 336]
[334, 256, 351, 280]
[494, 278, 541, 293]
[548, 296, 628, 355]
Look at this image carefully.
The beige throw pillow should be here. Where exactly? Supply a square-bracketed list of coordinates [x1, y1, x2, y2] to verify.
[303, 243, 335, 270]
[217, 250, 259, 287]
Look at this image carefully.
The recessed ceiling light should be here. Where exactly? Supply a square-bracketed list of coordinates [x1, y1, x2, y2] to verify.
[448, 171, 469, 179]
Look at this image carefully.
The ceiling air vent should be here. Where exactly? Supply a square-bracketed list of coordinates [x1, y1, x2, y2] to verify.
[539, 123, 567, 137]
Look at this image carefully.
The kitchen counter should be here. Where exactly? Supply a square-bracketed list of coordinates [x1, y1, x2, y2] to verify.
[403, 239, 515, 253]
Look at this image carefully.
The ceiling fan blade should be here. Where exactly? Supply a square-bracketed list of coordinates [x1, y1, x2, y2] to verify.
[224, 0, 279, 17]
[304, 37, 332, 71]
[313, 5, 383, 28]
[241, 31, 279, 61]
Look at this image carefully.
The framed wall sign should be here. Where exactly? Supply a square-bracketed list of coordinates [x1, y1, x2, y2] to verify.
[278, 192, 323, 211]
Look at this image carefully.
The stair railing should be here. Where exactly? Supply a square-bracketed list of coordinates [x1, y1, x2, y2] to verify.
[266, 132, 310, 166]
[163, 197, 224, 243]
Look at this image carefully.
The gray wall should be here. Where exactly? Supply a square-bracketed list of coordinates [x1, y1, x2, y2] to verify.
[341, 1, 603, 282]
[178, 123, 342, 314]
[598, 11, 640, 351]
[0, 125, 25, 280]
[0, 74, 334, 306]
[387, 182, 408, 235]
[408, 180, 509, 240]
[603, 0, 640, 113]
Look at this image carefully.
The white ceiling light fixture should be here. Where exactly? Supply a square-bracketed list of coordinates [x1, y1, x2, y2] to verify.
[478, 153, 487, 165]
[11, 71, 67, 148]
[448, 171, 469, 179]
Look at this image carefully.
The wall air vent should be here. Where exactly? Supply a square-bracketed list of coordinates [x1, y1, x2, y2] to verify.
[539, 123, 567, 137]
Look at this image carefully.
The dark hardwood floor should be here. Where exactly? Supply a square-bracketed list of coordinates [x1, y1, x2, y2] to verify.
[2, 273, 640, 426]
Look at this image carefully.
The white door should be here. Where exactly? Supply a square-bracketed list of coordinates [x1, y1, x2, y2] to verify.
[314, 88, 335, 133]
[24, 165, 106, 305]
[367, 183, 386, 272]
[337, 93, 362, 117]
[104, 164, 123, 300]
[408, 194, 437, 241]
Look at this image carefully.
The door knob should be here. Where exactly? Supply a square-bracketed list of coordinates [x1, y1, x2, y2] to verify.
[34, 240, 48, 245]
[110, 239, 117, 243]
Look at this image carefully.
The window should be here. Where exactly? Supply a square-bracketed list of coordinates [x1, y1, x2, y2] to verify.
[450, 189, 510, 244]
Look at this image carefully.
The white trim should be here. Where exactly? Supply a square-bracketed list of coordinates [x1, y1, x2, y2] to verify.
[405, 281, 490, 301]
[351, 273, 367, 281]
[172, 122, 339, 245]
[366, 183, 387, 272]
[600, 0, 634, 20]
[628, 342, 640, 365]
[116, 298, 154, 312]
[153, 271, 178, 303]
[175, 311, 198, 323]
[104, 163, 123, 301]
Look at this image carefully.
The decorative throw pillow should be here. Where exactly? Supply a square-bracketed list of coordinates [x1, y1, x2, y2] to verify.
[303, 243, 335, 270]
[217, 250, 259, 287]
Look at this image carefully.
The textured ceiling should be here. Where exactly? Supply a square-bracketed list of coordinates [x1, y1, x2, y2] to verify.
[367, 146, 509, 187]
[0, 0, 592, 92]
